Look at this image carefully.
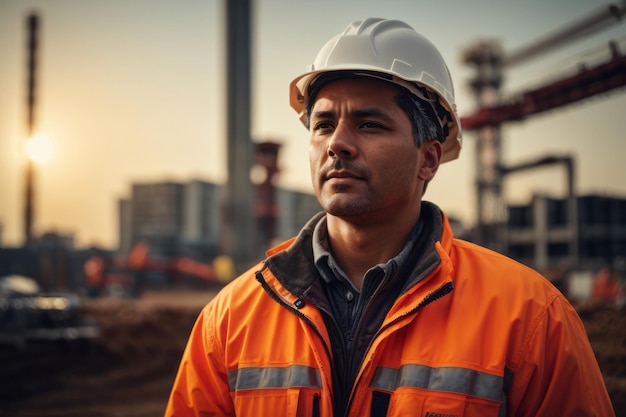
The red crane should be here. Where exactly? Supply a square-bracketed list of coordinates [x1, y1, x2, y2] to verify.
[461, 45, 626, 130]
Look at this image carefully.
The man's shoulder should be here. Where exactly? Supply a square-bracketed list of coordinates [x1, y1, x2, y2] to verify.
[451, 237, 536, 272]
[449, 237, 561, 298]
[446, 238, 575, 343]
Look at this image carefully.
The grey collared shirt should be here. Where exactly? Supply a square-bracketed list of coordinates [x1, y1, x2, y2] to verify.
[312, 216, 423, 340]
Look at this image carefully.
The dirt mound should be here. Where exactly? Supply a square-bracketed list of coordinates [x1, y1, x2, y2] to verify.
[578, 301, 626, 413]
[1, 292, 625, 416]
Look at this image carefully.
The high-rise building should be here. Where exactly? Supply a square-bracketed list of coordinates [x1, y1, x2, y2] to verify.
[182, 180, 222, 256]
[119, 180, 221, 259]
[118, 178, 321, 261]
[130, 181, 185, 256]
[118, 199, 132, 254]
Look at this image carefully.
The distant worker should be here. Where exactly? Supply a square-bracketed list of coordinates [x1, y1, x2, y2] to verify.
[165, 18, 615, 416]
[593, 267, 621, 302]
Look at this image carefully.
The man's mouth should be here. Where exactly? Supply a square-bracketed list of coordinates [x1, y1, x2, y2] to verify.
[326, 170, 363, 180]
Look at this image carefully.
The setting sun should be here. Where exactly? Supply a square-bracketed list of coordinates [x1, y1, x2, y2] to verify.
[25, 134, 53, 163]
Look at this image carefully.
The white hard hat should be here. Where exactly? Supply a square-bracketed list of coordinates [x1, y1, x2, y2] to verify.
[289, 18, 462, 163]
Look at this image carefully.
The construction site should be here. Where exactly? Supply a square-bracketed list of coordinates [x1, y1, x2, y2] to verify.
[1, 0, 626, 416]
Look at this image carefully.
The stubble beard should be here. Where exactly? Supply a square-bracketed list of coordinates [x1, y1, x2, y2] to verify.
[319, 187, 374, 218]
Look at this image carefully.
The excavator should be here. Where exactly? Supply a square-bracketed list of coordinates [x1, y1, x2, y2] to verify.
[83, 240, 234, 297]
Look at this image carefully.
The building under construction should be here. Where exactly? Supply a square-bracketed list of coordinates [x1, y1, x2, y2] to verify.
[507, 194, 626, 273]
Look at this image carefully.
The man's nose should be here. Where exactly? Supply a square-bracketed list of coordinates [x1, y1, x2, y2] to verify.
[327, 123, 357, 159]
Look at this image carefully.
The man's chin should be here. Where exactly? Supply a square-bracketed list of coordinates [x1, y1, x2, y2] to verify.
[321, 197, 368, 218]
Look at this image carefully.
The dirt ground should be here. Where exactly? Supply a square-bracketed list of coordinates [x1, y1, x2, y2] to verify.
[1, 289, 625, 417]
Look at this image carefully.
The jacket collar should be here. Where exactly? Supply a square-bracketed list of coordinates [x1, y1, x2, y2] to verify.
[263, 201, 452, 298]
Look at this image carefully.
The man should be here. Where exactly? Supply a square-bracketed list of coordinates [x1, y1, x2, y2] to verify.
[165, 18, 614, 417]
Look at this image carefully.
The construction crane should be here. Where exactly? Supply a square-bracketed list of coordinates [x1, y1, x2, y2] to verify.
[460, 1, 626, 254]
[461, 46, 626, 130]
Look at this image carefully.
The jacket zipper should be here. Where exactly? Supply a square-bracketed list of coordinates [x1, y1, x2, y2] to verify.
[345, 280, 454, 416]
[255, 271, 334, 376]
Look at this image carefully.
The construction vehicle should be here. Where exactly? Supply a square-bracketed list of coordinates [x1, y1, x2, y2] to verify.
[0, 274, 99, 347]
[83, 240, 233, 297]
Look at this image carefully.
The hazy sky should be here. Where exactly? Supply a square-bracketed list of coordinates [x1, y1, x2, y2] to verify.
[0, 0, 625, 249]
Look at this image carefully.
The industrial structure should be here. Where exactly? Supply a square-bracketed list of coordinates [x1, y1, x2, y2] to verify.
[460, 1, 626, 269]
[222, 0, 255, 273]
[4, 3, 625, 296]
[507, 194, 626, 272]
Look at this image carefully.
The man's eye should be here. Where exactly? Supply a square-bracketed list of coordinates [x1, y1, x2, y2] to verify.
[313, 121, 334, 131]
[361, 121, 384, 129]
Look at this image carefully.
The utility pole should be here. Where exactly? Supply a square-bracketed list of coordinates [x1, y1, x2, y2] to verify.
[24, 12, 39, 247]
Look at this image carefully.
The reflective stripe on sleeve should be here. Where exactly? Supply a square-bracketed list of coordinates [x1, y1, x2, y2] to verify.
[370, 364, 504, 402]
[228, 365, 323, 391]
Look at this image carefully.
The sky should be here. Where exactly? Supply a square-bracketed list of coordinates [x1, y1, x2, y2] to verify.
[0, 0, 625, 250]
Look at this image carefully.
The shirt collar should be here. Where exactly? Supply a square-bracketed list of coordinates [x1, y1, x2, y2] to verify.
[312, 215, 424, 291]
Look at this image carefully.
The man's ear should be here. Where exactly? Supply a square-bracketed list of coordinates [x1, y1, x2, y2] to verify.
[418, 140, 443, 182]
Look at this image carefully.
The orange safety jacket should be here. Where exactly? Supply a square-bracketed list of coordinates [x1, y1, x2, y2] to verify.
[165, 205, 615, 417]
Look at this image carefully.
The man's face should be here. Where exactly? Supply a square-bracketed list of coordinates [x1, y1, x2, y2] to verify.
[308, 77, 437, 222]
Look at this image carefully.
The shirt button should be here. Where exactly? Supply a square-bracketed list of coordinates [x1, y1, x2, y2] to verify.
[346, 291, 354, 302]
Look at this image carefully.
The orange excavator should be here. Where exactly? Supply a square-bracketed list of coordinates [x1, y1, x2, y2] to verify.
[83, 241, 232, 297]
